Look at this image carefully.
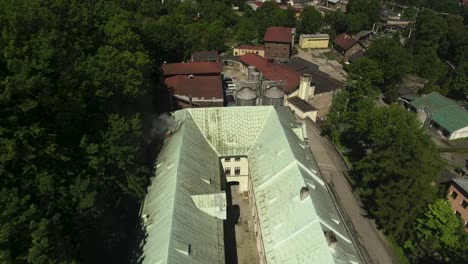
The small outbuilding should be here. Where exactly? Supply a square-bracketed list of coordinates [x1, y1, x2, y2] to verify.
[299, 34, 330, 49]
[400, 92, 468, 140]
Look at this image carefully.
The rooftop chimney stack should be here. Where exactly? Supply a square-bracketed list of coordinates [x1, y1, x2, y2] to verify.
[298, 74, 311, 101]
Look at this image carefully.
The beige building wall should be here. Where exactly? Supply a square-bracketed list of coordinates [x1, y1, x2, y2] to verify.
[449, 126, 468, 140]
[233, 47, 265, 57]
[299, 35, 330, 49]
[221, 157, 249, 193]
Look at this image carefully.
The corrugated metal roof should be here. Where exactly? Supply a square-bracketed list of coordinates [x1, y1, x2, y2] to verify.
[140, 106, 361, 264]
[409, 92, 468, 132]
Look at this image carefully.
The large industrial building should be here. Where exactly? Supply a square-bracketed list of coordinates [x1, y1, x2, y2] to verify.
[138, 106, 362, 264]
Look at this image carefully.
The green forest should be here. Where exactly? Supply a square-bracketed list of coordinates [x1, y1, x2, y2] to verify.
[0, 0, 174, 263]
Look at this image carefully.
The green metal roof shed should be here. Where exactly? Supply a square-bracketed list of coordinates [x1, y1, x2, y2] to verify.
[409, 92, 468, 134]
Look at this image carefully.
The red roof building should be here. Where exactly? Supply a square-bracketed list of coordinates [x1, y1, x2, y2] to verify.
[162, 62, 222, 77]
[332, 33, 362, 61]
[165, 75, 223, 108]
[263, 27, 295, 61]
[239, 53, 300, 92]
[264, 27, 294, 43]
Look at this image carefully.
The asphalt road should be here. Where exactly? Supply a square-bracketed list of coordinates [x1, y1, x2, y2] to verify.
[304, 118, 399, 264]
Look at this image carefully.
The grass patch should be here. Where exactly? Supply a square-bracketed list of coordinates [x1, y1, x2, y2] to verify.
[323, 50, 344, 64]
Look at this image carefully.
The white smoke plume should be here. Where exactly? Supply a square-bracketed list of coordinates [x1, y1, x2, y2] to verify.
[144, 113, 178, 143]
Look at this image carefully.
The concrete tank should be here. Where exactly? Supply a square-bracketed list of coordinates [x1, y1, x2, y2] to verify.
[247, 65, 256, 80]
[251, 71, 260, 81]
[262, 87, 285, 106]
[236, 87, 257, 106]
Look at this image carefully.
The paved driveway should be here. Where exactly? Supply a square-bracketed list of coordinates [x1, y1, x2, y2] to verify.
[305, 119, 399, 264]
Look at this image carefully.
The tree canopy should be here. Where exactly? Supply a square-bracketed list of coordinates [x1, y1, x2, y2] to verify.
[0, 0, 173, 262]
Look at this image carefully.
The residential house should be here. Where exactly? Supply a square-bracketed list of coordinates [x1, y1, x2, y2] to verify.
[233, 45, 265, 57]
[332, 33, 362, 61]
[264, 27, 295, 62]
[448, 176, 468, 230]
[299, 34, 330, 49]
[399, 92, 468, 140]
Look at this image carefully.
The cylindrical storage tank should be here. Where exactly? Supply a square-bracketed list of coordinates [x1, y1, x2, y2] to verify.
[247, 65, 256, 80]
[236, 87, 257, 106]
[251, 71, 260, 81]
[262, 87, 285, 106]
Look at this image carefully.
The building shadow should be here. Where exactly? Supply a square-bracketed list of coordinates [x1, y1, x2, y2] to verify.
[224, 182, 240, 264]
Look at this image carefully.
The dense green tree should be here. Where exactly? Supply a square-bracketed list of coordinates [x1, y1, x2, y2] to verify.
[366, 37, 412, 85]
[406, 199, 468, 263]
[234, 18, 258, 43]
[353, 106, 440, 241]
[413, 47, 448, 82]
[0, 0, 170, 262]
[296, 6, 322, 35]
[347, 58, 384, 89]
[347, 0, 381, 25]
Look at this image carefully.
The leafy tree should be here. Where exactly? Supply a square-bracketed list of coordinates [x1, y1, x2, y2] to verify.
[347, 57, 384, 89]
[406, 199, 468, 263]
[296, 6, 322, 35]
[366, 37, 412, 85]
[347, 0, 381, 25]
[413, 10, 448, 50]
[413, 47, 448, 82]
[352, 106, 440, 241]
[0, 1, 171, 263]
[234, 18, 257, 43]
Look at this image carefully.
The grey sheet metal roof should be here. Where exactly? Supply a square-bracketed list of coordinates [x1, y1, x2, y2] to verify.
[140, 111, 225, 264]
[140, 106, 361, 264]
[454, 176, 468, 193]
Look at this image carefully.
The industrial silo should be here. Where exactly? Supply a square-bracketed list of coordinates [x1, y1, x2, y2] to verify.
[236, 87, 258, 106]
[262, 86, 285, 106]
[247, 65, 256, 80]
[251, 71, 260, 81]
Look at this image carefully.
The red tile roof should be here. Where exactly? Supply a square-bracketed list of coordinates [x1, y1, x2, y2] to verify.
[333, 33, 359, 51]
[235, 45, 265, 51]
[239, 53, 300, 92]
[162, 62, 222, 76]
[264, 27, 294, 44]
[165, 75, 223, 99]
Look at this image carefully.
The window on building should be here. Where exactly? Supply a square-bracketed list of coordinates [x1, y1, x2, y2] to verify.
[235, 157, 240, 162]
[225, 158, 230, 162]
[455, 211, 462, 217]
[235, 167, 241, 175]
[234, 52, 238, 55]
[461, 200, 468, 209]
[450, 190, 458, 199]
[225, 167, 231, 176]
[256, 51, 259, 54]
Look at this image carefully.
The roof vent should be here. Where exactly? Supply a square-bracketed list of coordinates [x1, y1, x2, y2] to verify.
[324, 231, 338, 249]
[300, 187, 309, 200]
